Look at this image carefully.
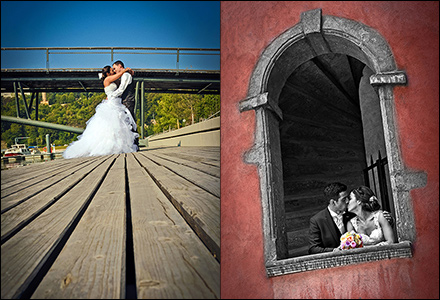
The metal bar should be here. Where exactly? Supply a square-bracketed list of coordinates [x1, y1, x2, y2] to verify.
[47, 52, 219, 55]
[46, 49, 49, 72]
[49, 52, 111, 55]
[46, 134, 51, 154]
[29, 92, 35, 116]
[370, 155, 378, 195]
[13, 82, 20, 118]
[1, 115, 84, 134]
[176, 49, 180, 72]
[134, 81, 139, 119]
[377, 151, 390, 211]
[78, 81, 88, 92]
[2, 47, 219, 51]
[141, 81, 144, 139]
[35, 92, 39, 120]
[197, 83, 212, 94]
[18, 82, 31, 119]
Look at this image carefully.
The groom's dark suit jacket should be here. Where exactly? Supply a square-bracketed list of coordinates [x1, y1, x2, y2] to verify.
[308, 207, 356, 254]
[121, 76, 136, 120]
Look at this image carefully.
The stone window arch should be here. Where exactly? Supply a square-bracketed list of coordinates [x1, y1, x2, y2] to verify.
[239, 9, 427, 276]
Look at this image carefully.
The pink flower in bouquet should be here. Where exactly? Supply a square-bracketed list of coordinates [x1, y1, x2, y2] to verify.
[339, 231, 363, 250]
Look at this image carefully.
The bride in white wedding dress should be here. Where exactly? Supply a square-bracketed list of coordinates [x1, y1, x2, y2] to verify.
[63, 66, 139, 159]
[346, 186, 395, 246]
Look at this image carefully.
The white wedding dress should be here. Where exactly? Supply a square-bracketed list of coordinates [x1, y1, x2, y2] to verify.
[63, 83, 139, 159]
[350, 210, 387, 246]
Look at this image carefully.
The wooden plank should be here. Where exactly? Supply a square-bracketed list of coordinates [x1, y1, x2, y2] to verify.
[134, 152, 220, 260]
[0, 155, 116, 299]
[31, 155, 126, 299]
[142, 152, 220, 198]
[1, 157, 97, 197]
[1, 156, 103, 211]
[1, 156, 94, 186]
[126, 153, 220, 298]
[1, 156, 109, 240]
[147, 151, 220, 178]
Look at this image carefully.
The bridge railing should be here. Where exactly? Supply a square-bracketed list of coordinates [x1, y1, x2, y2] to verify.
[1, 47, 220, 71]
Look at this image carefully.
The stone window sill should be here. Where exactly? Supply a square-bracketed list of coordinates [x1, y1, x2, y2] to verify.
[266, 241, 412, 277]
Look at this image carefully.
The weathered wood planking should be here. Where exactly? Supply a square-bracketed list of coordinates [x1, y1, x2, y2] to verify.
[1, 146, 220, 299]
[1, 155, 116, 299]
[1, 156, 104, 212]
[1, 156, 109, 241]
[142, 152, 220, 198]
[135, 152, 220, 260]
[1, 156, 94, 186]
[126, 153, 220, 298]
[31, 155, 126, 299]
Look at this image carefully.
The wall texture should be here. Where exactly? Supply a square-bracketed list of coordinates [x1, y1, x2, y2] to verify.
[220, 1, 439, 298]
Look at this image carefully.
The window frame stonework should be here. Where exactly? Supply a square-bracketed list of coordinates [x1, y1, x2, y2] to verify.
[238, 8, 427, 277]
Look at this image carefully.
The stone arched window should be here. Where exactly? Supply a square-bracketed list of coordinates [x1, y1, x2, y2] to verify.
[239, 9, 426, 276]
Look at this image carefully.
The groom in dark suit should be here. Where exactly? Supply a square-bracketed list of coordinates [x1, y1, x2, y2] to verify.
[112, 60, 139, 150]
[308, 182, 355, 254]
[308, 182, 395, 254]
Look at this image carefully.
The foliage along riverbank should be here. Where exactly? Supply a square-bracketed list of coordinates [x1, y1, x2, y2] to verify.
[1, 92, 220, 148]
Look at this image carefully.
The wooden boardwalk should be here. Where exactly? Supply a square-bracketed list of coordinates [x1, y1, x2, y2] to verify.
[1, 146, 220, 299]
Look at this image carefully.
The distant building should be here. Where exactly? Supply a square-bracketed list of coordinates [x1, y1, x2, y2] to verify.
[41, 92, 49, 105]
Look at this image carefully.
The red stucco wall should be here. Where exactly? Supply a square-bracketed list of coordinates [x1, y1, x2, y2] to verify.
[220, 1, 439, 298]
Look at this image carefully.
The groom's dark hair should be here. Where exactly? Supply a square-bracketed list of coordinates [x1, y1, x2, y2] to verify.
[323, 182, 347, 202]
[113, 60, 125, 68]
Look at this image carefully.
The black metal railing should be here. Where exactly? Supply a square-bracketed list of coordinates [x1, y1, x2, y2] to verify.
[363, 151, 391, 212]
[1, 47, 220, 71]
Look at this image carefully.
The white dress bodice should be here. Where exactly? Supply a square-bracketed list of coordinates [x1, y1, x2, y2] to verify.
[104, 82, 118, 98]
[351, 210, 385, 245]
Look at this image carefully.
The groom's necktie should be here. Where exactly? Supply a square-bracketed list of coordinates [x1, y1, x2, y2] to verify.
[334, 214, 344, 234]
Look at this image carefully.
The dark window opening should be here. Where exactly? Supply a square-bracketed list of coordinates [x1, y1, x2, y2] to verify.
[278, 53, 395, 257]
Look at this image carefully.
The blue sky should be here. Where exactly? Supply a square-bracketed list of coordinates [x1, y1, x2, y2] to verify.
[1, 1, 220, 70]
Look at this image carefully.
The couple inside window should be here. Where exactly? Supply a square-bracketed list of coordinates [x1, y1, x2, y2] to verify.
[309, 182, 395, 254]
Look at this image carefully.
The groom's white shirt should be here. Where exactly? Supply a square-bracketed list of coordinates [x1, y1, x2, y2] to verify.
[112, 72, 132, 98]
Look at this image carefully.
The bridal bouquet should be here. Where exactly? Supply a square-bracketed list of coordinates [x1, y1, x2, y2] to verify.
[339, 231, 363, 250]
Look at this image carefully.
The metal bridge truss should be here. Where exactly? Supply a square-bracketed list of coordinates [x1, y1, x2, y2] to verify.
[1, 47, 220, 138]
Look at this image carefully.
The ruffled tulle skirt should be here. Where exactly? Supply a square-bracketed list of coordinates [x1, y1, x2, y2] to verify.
[63, 97, 139, 159]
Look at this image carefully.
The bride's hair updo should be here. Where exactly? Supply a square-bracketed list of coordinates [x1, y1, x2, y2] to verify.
[352, 185, 381, 212]
[100, 66, 111, 82]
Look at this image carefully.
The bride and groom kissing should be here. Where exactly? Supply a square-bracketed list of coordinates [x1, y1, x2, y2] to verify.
[308, 182, 395, 254]
[63, 60, 139, 159]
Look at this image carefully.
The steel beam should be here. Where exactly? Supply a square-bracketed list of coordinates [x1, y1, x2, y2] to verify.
[13, 82, 20, 118]
[134, 81, 139, 119]
[35, 92, 39, 120]
[1, 115, 84, 134]
[18, 82, 31, 119]
[141, 81, 144, 139]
